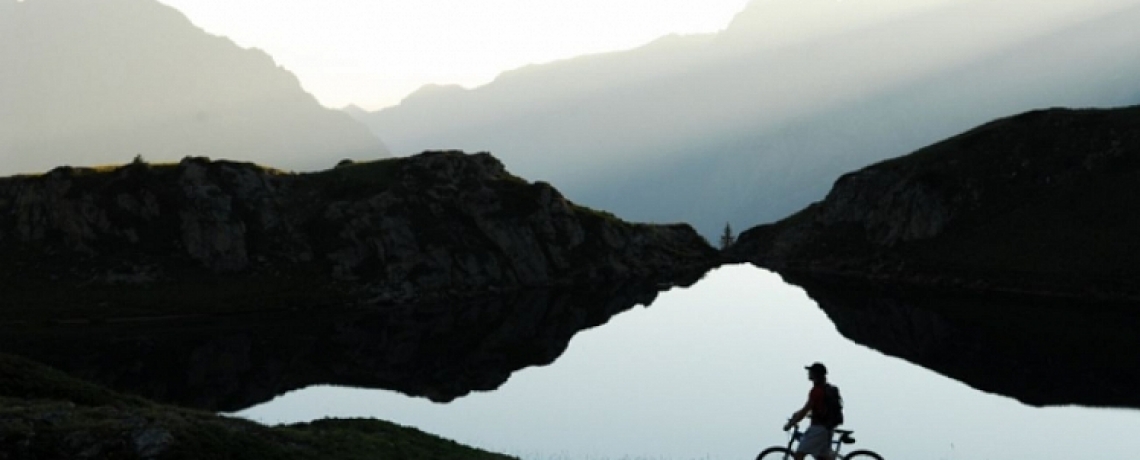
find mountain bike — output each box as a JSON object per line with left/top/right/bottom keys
{"left": 756, "top": 422, "right": 883, "bottom": 460}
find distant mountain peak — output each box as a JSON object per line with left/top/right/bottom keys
{"left": 399, "top": 83, "right": 469, "bottom": 105}
{"left": 356, "top": 0, "right": 1140, "bottom": 240}
{"left": 1, "top": 0, "right": 389, "bottom": 175}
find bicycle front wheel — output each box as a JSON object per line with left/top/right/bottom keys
{"left": 756, "top": 446, "right": 795, "bottom": 460}
{"left": 843, "top": 449, "right": 885, "bottom": 460}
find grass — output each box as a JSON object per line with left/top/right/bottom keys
{"left": 0, "top": 352, "right": 517, "bottom": 460}
{"left": 0, "top": 353, "right": 152, "bottom": 408}
{"left": 296, "top": 157, "right": 403, "bottom": 201}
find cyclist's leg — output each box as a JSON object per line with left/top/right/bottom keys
{"left": 796, "top": 426, "right": 830, "bottom": 460}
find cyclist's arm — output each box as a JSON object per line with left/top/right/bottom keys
{"left": 783, "top": 399, "right": 812, "bottom": 430}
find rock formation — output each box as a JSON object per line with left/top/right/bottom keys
{"left": 729, "top": 105, "right": 1140, "bottom": 300}
{"left": 0, "top": 150, "right": 717, "bottom": 317}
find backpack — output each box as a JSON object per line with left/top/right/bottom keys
{"left": 817, "top": 384, "right": 844, "bottom": 429}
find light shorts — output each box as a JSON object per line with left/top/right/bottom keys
{"left": 796, "top": 424, "right": 834, "bottom": 458}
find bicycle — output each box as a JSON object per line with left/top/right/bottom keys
{"left": 756, "top": 422, "right": 883, "bottom": 460}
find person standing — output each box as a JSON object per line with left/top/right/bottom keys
{"left": 783, "top": 362, "right": 836, "bottom": 460}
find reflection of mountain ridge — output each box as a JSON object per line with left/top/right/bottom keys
{"left": 787, "top": 275, "right": 1140, "bottom": 409}
{"left": 0, "top": 279, "right": 691, "bottom": 412}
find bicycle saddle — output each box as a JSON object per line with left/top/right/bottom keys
{"left": 835, "top": 430, "right": 856, "bottom": 444}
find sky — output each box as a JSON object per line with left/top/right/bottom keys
{"left": 156, "top": 0, "right": 753, "bottom": 110}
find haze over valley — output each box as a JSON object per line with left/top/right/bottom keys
{"left": 358, "top": 0, "right": 1140, "bottom": 237}
{"left": 6, "top": 0, "right": 1137, "bottom": 238}
{"left": 0, "top": 0, "right": 389, "bottom": 175}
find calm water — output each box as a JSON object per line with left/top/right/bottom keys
{"left": 236, "top": 265, "right": 1140, "bottom": 459}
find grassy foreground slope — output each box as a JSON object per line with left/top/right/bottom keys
{"left": 0, "top": 353, "right": 515, "bottom": 460}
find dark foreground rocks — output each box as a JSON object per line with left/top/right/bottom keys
{"left": 0, "top": 354, "right": 516, "bottom": 460}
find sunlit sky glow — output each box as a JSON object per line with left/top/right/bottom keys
{"left": 156, "top": 0, "right": 753, "bottom": 110}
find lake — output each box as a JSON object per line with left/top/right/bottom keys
{"left": 236, "top": 264, "right": 1140, "bottom": 459}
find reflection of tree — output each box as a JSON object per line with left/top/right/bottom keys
{"left": 719, "top": 222, "right": 735, "bottom": 249}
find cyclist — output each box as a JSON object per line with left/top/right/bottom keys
{"left": 782, "top": 362, "right": 836, "bottom": 460}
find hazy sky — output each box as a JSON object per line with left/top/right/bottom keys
{"left": 156, "top": 0, "right": 752, "bottom": 110}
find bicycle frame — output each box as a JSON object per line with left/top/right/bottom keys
{"left": 780, "top": 423, "right": 856, "bottom": 458}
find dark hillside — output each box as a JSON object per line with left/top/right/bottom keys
{"left": 0, "top": 151, "right": 717, "bottom": 321}
{"left": 729, "top": 105, "right": 1140, "bottom": 300}
{"left": 0, "top": 353, "right": 515, "bottom": 459}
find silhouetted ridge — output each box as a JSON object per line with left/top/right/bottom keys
{"left": 730, "top": 105, "right": 1140, "bottom": 300}
{"left": 359, "top": 0, "right": 1140, "bottom": 239}
{"left": 0, "top": 151, "right": 717, "bottom": 317}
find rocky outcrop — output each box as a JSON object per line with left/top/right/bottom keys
{"left": 0, "top": 151, "right": 717, "bottom": 315}
{"left": 728, "top": 105, "right": 1140, "bottom": 300}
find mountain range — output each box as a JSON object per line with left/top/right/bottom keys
{"left": 355, "top": 0, "right": 1140, "bottom": 238}
{"left": 0, "top": 0, "right": 389, "bottom": 176}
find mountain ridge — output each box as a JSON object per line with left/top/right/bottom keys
{"left": 728, "top": 104, "right": 1140, "bottom": 301}
{"left": 356, "top": 0, "right": 1140, "bottom": 239}
{"left": 0, "top": 150, "right": 717, "bottom": 320}
{"left": 1, "top": 0, "right": 389, "bottom": 176}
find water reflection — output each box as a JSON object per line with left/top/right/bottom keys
{"left": 4, "top": 264, "right": 1138, "bottom": 458}
{"left": 0, "top": 278, "right": 687, "bottom": 411}
{"left": 238, "top": 265, "right": 1140, "bottom": 460}
{"left": 786, "top": 274, "right": 1140, "bottom": 409}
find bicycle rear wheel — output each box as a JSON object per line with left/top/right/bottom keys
{"left": 843, "top": 449, "right": 884, "bottom": 460}
{"left": 756, "top": 446, "right": 794, "bottom": 460}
